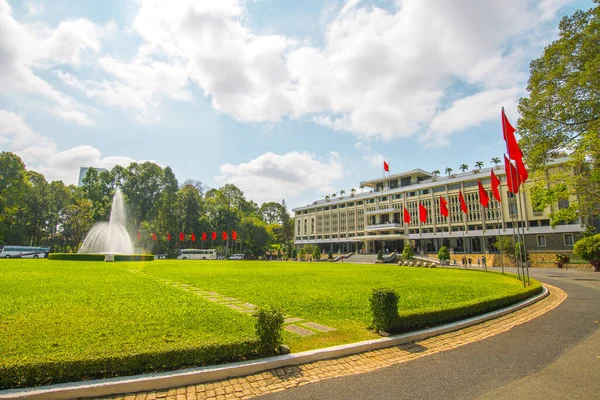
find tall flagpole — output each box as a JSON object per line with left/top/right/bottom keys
{"left": 481, "top": 199, "right": 487, "bottom": 271}
{"left": 496, "top": 195, "right": 505, "bottom": 275}
{"left": 516, "top": 184, "right": 531, "bottom": 285}
{"left": 502, "top": 107, "right": 525, "bottom": 284}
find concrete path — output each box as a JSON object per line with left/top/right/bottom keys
{"left": 259, "top": 267, "right": 600, "bottom": 400}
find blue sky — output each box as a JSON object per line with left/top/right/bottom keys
{"left": 0, "top": 0, "right": 593, "bottom": 209}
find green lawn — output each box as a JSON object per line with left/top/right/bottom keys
{"left": 0, "top": 259, "right": 540, "bottom": 388}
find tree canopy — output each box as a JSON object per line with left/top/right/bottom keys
{"left": 0, "top": 151, "right": 293, "bottom": 257}
{"left": 518, "top": 1, "right": 600, "bottom": 225}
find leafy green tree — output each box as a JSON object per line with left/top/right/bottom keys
{"left": 259, "top": 202, "right": 285, "bottom": 224}
{"left": 491, "top": 157, "right": 501, "bottom": 166}
{"left": 402, "top": 242, "right": 414, "bottom": 260}
{"left": 445, "top": 167, "right": 453, "bottom": 176}
{"left": 312, "top": 246, "right": 321, "bottom": 260}
{"left": 437, "top": 246, "right": 450, "bottom": 261}
{"left": 459, "top": 164, "right": 469, "bottom": 173}
{"left": 518, "top": 2, "right": 600, "bottom": 223}
{"left": 475, "top": 161, "right": 484, "bottom": 170}
{"left": 573, "top": 234, "right": 600, "bottom": 271}
{"left": 432, "top": 170, "right": 440, "bottom": 177}
{"left": 495, "top": 236, "right": 516, "bottom": 260}
{"left": 0, "top": 152, "right": 29, "bottom": 244}
{"left": 298, "top": 247, "right": 306, "bottom": 261}
{"left": 61, "top": 198, "right": 94, "bottom": 251}
{"left": 23, "top": 171, "right": 50, "bottom": 246}
{"left": 122, "top": 162, "right": 165, "bottom": 226}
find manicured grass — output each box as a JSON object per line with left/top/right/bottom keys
{"left": 134, "top": 260, "right": 541, "bottom": 351}
{"left": 0, "top": 260, "right": 256, "bottom": 388}
{"left": 0, "top": 259, "right": 540, "bottom": 388}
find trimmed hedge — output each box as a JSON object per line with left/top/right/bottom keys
{"left": 114, "top": 254, "right": 154, "bottom": 262}
{"left": 1, "top": 340, "right": 260, "bottom": 389}
{"left": 370, "top": 279, "right": 543, "bottom": 335}
{"left": 47, "top": 253, "right": 154, "bottom": 262}
{"left": 48, "top": 253, "right": 104, "bottom": 261}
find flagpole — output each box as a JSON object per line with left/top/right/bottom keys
{"left": 496, "top": 197, "right": 504, "bottom": 275}
{"left": 481, "top": 200, "right": 487, "bottom": 271}
{"left": 516, "top": 183, "right": 531, "bottom": 285}
{"left": 502, "top": 107, "right": 524, "bottom": 284}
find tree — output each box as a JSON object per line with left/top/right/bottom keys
{"left": 495, "top": 236, "right": 516, "bottom": 260}
{"left": 0, "top": 152, "right": 29, "bottom": 244}
{"left": 437, "top": 246, "right": 450, "bottom": 262}
{"left": 475, "top": 161, "right": 484, "bottom": 170}
{"left": 432, "top": 170, "right": 440, "bottom": 177}
{"left": 259, "top": 202, "right": 285, "bottom": 224}
{"left": 325, "top": 195, "right": 331, "bottom": 202}
{"left": 518, "top": 2, "right": 600, "bottom": 222}
{"left": 445, "top": 167, "right": 453, "bottom": 176}
{"left": 312, "top": 246, "right": 321, "bottom": 260}
{"left": 459, "top": 164, "right": 469, "bottom": 173}
{"left": 573, "top": 234, "right": 600, "bottom": 271}
{"left": 298, "top": 247, "right": 306, "bottom": 261}
{"left": 23, "top": 171, "right": 50, "bottom": 246}
{"left": 61, "top": 198, "right": 94, "bottom": 251}
{"left": 339, "top": 190, "right": 345, "bottom": 199}
{"left": 401, "top": 242, "right": 414, "bottom": 260}
{"left": 491, "top": 157, "right": 501, "bottom": 167}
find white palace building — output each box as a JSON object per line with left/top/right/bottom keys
{"left": 293, "top": 157, "right": 586, "bottom": 256}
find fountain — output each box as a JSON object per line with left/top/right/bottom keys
{"left": 79, "top": 188, "right": 134, "bottom": 255}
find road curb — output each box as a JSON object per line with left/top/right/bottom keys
{"left": 0, "top": 286, "right": 549, "bottom": 400}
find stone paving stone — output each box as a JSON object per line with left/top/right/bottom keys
{"left": 301, "top": 322, "right": 336, "bottom": 332}
{"left": 222, "top": 297, "right": 238, "bottom": 302}
{"left": 226, "top": 304, "right": 245, "bottom": 311}
{"left": 284, "top": 324, "right": 315, "bottom": 336}
{"left": 205, "top": 291, "right": 219, "bottom": 296}
{"left": 239, "top": 309, "right": 255, "bottom": 313}
{"left": 206, "top": 297, "right": 222, "bottom": 302}
{"left": 283, "top": 317, "right": 303, "bottom": 324}
{"left": 239, "top": 303, "right": 256, "bottom": 309}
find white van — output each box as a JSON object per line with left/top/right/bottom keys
{"left": 177, "top": 249, "right": 216, "bottom": 260}
{"left": 229, "top": 254, "right": 245, "bottom": 260}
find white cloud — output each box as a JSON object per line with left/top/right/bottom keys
{"left": 0, "top": 0, "right": 113, "bottom": 125}
{"left": 426, "top": 87, "right": 523, "bottom": 145}
{"left": 215, "top": 151, "right": 345, "bottom": 204}
{"left": 88, "top": 0, "right": 571, "bottom": 142}
{"left": 0, "top": 110, "right": 143, "bottom": 184}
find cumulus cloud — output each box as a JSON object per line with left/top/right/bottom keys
{"left": 0, "top": 110, "right": 143, "bottom": 184}
{"left": 216, "top": 151, "right": 345, "bottom": 204}
{"left": 0, "top": 0, "right": 113, "bottom": 125}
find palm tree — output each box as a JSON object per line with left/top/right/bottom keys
{"left": 325, "top": 195, "right": 331, "bottom": 202}
{"left": 475, "top": 161, "right": 484, "bottom": 170}
{"left": 445, "top": 167, "right": 453, "bottom": 176}
{"left": 491, "top": 157, "right": 501, "bottom": 167}
{"left": 331, "top": 193, "right": 337, "bottom": 199}
{"left": 350, "top": 188, "right": 356, "bottom": 197}
{"left": 339, "top": 189, "right": 345, "bottom": 199}
{"left": 432, "top": 170, "right": 440, "bottom": 177}
{"left": 459, "top": 164, "right": 469, "bottom": 173}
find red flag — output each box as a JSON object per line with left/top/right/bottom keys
{"left": 136, "top": 231, "right": 141, "bottom": 240}
{"left": 179, "top": 232, "right": 184, "bottom": 241}
{"left": 232, "top": 230, "right": 237, "bottom": 241}
{"left": 222, "top": 231, "right": 228, "bottom": 241}
{"left": 211, "top": 231, "right": 217, "bottom": 241}
{"left": 478, "top": 180, "right": 489, "bottom": 208}
{"left": 418, "top": 203, "right": 427, "bottom": 223}
{"left": 504, "top": 155, "right": 521, "bottom": 194}
{"left": 403, "top": 207, "right": 411, "bottom": 224}
{"left": 514, "top": 156, "right": 528, "bottom": 183}
{"left": 201, "top": 232, "right": 207, "bottom": 241}
{"left": 502, "top": 109, "right": 523, "bottom": 161}
{"left": 383, "top": 160, "right": 389, "bottom": 172}
{"left": 191, "top": 233, "right": 196, "bottom": 242}
{"left": 167, "top": 232, "right": 171, "bottom": 241}
{"left": 458, "top": 190, "right": 468, "bottom": 214}
{"left": 151, "top": 232, "right": 157, "bottom": 241}
{"left": 491, "top": 169, "right": 501, "bottom": 202}
{"left": 439, "top": 196, "right": 449, "bottom": 217}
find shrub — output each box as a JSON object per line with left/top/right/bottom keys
{"left": 1, "top": 340, "right": 258, "bottom": 389}
{"left": 328, "top": 250, "right": 333, "bottom": 260}
{"left": 437, "top": 246, "right": 450, "bottom": 261}
{"left": 114, "top": 254, "right": 154, "bottom": 262}
{"left": 402, "top": 242, "right": 414, "bottom": 260}
{"left": 369, "top": 288, "right": 399, "bottom": 332}
{"left": 514, "top": 242, "right": 528, "bottom": 262}
{"left": 377, "top": 250, "right": 384, "bottom": 260}
{"left": 254, "top": 306, "right": 285, "bottom": 355}
{"left": 298, "top": 248, "right": 306, "bottom": 261}
{"left": 574, "top": 234, "right": 600, "bottom": 270}
{"left": 312, "top": 246, "right": 322, "bottom": 260}
{"left": 48, "top": 253, "right": 104, "bottom": 261}
{"left": 291, "top": 248, "right": 297, "bottom": 260}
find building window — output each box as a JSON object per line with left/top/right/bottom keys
{"left": 563, "top": 233, "right": 574, "bottom": 246}
{"left": 536, "top": 235, "right": 547, "bottom": 247}
{"left": 433, "top": 186, "right": 445, "bottom": 193}
{"left": 558, "top": 199, "right": 570, "bottom": 209}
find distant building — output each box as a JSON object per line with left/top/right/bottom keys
{"left": 293, "top": 157, "right": 586, "bottom": 256}
{"left": 78, "top": 167, "right": 107, "bottom": 187}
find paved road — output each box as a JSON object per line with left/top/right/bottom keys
{"left": 260, "top": 267, "right": 600, "bottom": 400}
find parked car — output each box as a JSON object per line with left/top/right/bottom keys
{"left": 229, "top": 254, "right": 245, "bottom": 260}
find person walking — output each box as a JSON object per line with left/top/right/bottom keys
{"left": 482, "top": 255, "right": 487, "bottom": 268}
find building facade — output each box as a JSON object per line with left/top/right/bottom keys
{"left": 78, "top": 167, "right": 107, "bottom": 187}
{"left": 293, "top": 157, "right": 584, "bottom": 255}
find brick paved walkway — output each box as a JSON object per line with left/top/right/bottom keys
{"left": 106, "top": 285, "right": 565, "bottom": 400}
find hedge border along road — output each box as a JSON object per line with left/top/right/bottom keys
{"left": 1, "top": 259, "right": 541, "bottom": 389}
{"left": 47, "top": 253, "right": 154, "bottom": 262}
